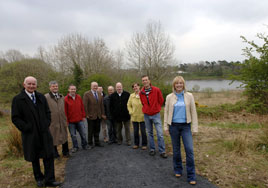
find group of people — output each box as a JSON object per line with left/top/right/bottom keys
{"left": 11, "top": 74, "right": 198, "bottom": 187}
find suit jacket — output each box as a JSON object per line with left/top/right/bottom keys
{"left": 83, "top": 91, "right": 105, "bottom": 120}
{"left": 11, "top": 89, "right": 54, "bottom": 162}
{"left": 104, "top": 95, "right": 112, "bottom": 120}
{"left": 45, "top": 92, "right": 68, "bottom": 146}
{"left": 110, "top": 91, "right": 130, "bottom": 122}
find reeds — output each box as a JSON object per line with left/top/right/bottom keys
{"left": 6, "top": 125, "right": 23, "bottom": 157}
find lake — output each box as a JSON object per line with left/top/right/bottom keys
{"left": 184, "top": 80, "right": 243, "bottom": 91}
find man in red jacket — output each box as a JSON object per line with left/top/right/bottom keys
{"left": 64, "top": 84, "right": 90, "bottom": 152}
{"left": 140, "top": 75, "right": 167, "bottom": 158}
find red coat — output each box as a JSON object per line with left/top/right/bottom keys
{"left": 139, "top": 86, "right": 164, "bottom": 116}
{"left": 64, "top": 94, "right": 85, "bottom": 123}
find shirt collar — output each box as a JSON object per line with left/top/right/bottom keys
{"left": 91, "top": 90, "right": 97, "bottom": 94}
{"left": 25, "top": 90, "right": 34, "bottom": 99}
{"left": 175, "top": 90, "right": 184, "bottom": 97}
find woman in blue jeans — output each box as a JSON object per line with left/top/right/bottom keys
{"left": 164, "top": 76, "right": 198, "bottom": 185}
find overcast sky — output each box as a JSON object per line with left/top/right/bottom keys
{"left": 1, "top": 0, "right": 268, "bottom": 63}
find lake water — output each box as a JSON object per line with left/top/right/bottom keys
{"left": 185, "top": 80, "right": 243, "bottom": 91}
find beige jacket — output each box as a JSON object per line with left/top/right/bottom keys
{"left": 164, "top": 91, "right": 198, "bottom": 132}
{"left": 45, "top": 92, "right": 68, "bottom": 146}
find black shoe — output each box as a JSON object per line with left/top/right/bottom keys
{"left": 117, "top": 141, "right": 122, "bottom": 145}
{"left": 54, "top": 153, "right": 60, "bottom": 159}
{"left": 36, "top": 180, "right": 44, "bottom": 187}
{"left": 45, "top": 181, "right": 62, "bottom": 187}
{"left": 71, "top": 148, "right": 78, "bottom": 153}
{"left": 95, "top": 143, "right": 104, "bottom": 147}
{"left": 83, "top": 145, "right": 92, "bottom": 150}
{"left": 108, "top": 141, "right": 113, "bottom": 145}
{"left": 160, "top": 152, "right": 168, "bottom": 158}
{"left": 149, "top": 150, "right": 156, "bottom": 156}
{"left": 63, "top": 153, "right": 70, "bottom": 158}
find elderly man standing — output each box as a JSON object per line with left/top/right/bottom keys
{"left": 103, "top": 86, "right": 117, "bottom": 144}
{"left": 140, "top": 75, "right": 167, "bottom": 158}
{"left": 12, "top": 76, "right": 61, "bottom": 187}
{"left": 64, "top": 84, "right": 90, "bottom": 152}
{"left": 83, "top": 82, "right": 106, "bottom": 147}
{"left": 110, "top": 82, "right": 131, "bottom": 145}
{"left": 45, "top": 81, "right": 69, "bottom": 158}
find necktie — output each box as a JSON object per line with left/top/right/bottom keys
{"left": 31, "top": 94, "right": 36, "bottom": 104}
{"left": 94, "top": 92, "right": 98, "bottom": 102}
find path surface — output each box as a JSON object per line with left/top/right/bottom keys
{"left": 62, "top": 134, "right": 217, "bottom": 188}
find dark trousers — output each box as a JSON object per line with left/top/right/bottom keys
{"left": 54, "top": 141, "right": 69, "bottom": 157}
{"left": 87, "top": 118, "right": 101, "bottom": 145}
{"left": 32, "top": 156, "right": 55, "bottom": 183}
{"left": 132, "top": 121, "right": 147, "bottom": 146}
{"left": 115, "top": 120, "right": 131, "bottom": 143}
{"left": 107, "top": 119, "right": 117, "bottom": 142}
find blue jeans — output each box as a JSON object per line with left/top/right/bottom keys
{"left": 68, "top": 121, "right": 87, "bottom": 149}
{"left": 169, "top": 122, "right": 196, "bottom": 182}
{"left": 144, "top": 113, "right": 166, "bottom": 153}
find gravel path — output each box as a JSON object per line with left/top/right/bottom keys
{"left": 62, "top": 123, "right": 217, "bottom": 188}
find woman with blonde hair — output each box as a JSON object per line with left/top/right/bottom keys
{"left": 164, "top": 76, "right": 198, "bottom": 185}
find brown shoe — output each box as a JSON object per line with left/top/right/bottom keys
{"left": 141, "top": 146, "right": 147, "bottom": 150}
{"left": 132, "top": 145, "right": 138, "bottom": 149}
{"left": 189, "top": 181, "right": 196, "bottom": 185}
{"left": 175, "top": 174, "right": 181, "bottom": 178}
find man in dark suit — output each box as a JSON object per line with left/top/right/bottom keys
{"left": 11, "top": 76, "right": 61, "bottom": 187}
{"left": 110, "top": 82, "right": 131, "bottom": 145}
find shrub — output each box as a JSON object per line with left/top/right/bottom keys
{"left": 192, "top": 84, "right": 200, "bottom": 92}
{"left": 155, "top": 82, "right": 172, "bottom": 102}
{"left": 222, "top": 134, "right": 249, "bottom": 156}
{"left": 235, "top": 33, "right": 268, "bottom": 114}
{"left": 202, "top": 87, "right": 213, "bottom": 98}
{"left": 79, "top": 74, "right": 113, "bottom": 96}
{"left": 6, "top": 125, "right": 23, "bottom": 157}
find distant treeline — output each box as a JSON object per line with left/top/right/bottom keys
{"left": 172, "top": 60, "right": 242, "bottom": 80}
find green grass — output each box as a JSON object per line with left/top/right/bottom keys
{"left": 0, "top": 116, "right": 10, "bottom": 140}
{"left": 1, "top": 156, "right": 26, "bottom": 168}
{"left": 197, "top": 101, "right": 247, "bottom": 118}
{"left": 205, "top": 122, "right": 262, "bottom": 129}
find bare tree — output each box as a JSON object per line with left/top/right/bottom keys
{"left": 3, "top": 49, "right": 25, "bottom": 62}
{"left": 126, "top": 33, "right": 144, "bottom": 76}
{"left": 45, "top": 34, "right": 112, "bottom": 76}
{"left": 126, "top": 21, "right": 175, "bottom": 80}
